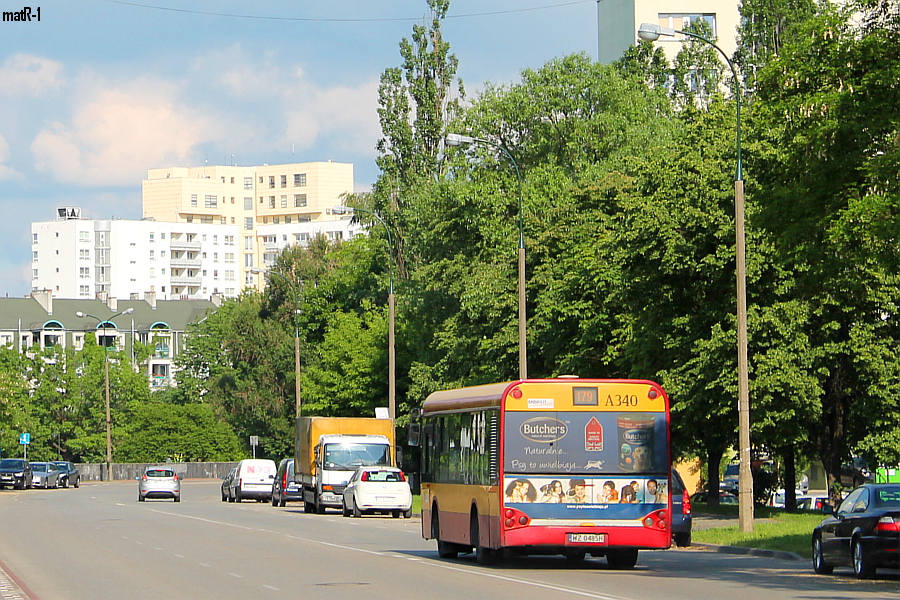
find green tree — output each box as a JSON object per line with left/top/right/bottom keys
{"left": 750, "top": 1, "right": 900, "bottom": 488}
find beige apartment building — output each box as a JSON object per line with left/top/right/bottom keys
{"left": 598, "top": 0, "right": 741, "bottom": 64}
{"left": 142, "top": 161, "right": 355, "bottom": 292}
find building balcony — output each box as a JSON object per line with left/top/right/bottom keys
{"left": 169, "top": 239, "right": 201, "bottom": 251}
{"left": 169, "top": 257, "right": 201, "bottom": 268}
{"left": 170, "top": 275, "right": 201, "bottom": 286}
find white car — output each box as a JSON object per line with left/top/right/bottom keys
{"left": 342, "top": 466, "right": 412, "bottom": 518}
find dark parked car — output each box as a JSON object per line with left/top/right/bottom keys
{"left": 840, "top": 457, "right": 872, "bottom": 488}
{"left": 271, "top": 459, "right": 302, "bottom": 507}
{"left": 0, "top": 458, "right": 32, "bottom": 490}
{"left": 671, "top": 469, "right": 693, "bottom": 547}
{"left": 691, "top": 491, "right": 739, "bottom": 505}
{"left": 812, "top": 483, "right": 900, "bottom": 578}
{"left": 52, "top": 461, "right": 80, "bottom": 488}
{"left": 221, "top": 467, "right": 237, "bottom": 502}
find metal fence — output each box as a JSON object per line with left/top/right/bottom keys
{"left": 77, "top": 462, "right": 239, "bottom": 482}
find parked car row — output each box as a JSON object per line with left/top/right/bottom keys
{"left": 0, "top": 459, "right": 80, "bottom": 490}
{"left": 219, "top": 458, "right": 415, "bottom": 520}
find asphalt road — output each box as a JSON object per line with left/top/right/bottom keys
{"left": 0, "top": 480, "right": 895, "bottom": 600}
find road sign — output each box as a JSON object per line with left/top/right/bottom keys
{"left": 19, "top": 433, "right": 30, "bottom": 445}
{"left": 250, "top": 436, "right": 259, "bottom": 446}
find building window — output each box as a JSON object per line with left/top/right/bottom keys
{"left": 244, "top": 197, "right": 252, "bottom": 210}
{"left": 32, "top": 233, "right": 38, "bottom": 244}
{"left": 79, "top": 285, "right": 90, "bottom": 295}
{"left": 244, "top": 237, "right": 254, "bottom": 250}
{"left": 274, "top": 217, "right": 280, "bottom": 224}
{"left": 149, "top": 250, "right": 155, "bottom": 260}
{"left": 161, "top": 232, "right": 166, "bottom": 239}
{"left": 244, "top": 217, "right": 253, "bottom": 230}
{"left": 205, "top": 195, "right": 217, "bottom": 208}
{"left": 280, "top": 195, "right": 287, "bottom": 208}
{"left": 657, "top": 13, "right": 717, "bottom": 39}
{"left": 268, "top": 176, "right": 275, "bottom": 189}
{"left": 80, "top": 231, "right": 92, "bottom": 242}
{"left": 244, "top": 254, "right": 254, "bottom": 267}
{"left": 191, "top": 194, "right": 198, "bottom": 207}
{"left": 79, "top": 249, "right": 90, "bottom": 260}
{"left": 79, "top": 267, "right": 90, "bottom": 278}
{"left": 280, "top": 174, "right": 287, "bottom": 188}
{"left": 200, "top": 216, "right": 213, "bottom": 224}
{"left": 32, "top": 269, "right": 38, "bottom": 279}
{"left": 225, "top": 236, "right": 234, "bottom": 245}
{"left": 294, "top": 194, "right": 307, "bottom": 207}
{"left": 294, "top": 173, "right": 306, "bottom": 187}
{"left": 268, "top": 196, "right": 275, "bottom": 209}
{"left": 32, "top": 251, "right": 37, "bottom": 261}
{"left": 285, "top": 216, "right": 292, "bottom": 224}
{"left": 244, "top": 177, "right": 253, "bottom": 190}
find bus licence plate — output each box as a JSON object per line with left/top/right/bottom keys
{"left": 568, "top": 533, "right": 606, "bottom": 544}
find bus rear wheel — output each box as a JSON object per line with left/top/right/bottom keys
{"left": 471, "top": 511, "right": 496, "bottom": 566}
{"left": 606, "top": 549, "right": 638, "bottom": 570}
{"left": 433, "top": 505, "right": 458, "bottom": 559}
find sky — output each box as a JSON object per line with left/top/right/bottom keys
{"left": 0, "top": 0, "right": 601, "bottom": 297}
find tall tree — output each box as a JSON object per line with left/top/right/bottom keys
{"left": 750, "top": 1, "right": 900, "bottom": 489}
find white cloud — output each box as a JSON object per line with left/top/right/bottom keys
{"left": 0, "top": 133, "right": 22, "bottom": 181}
{"left": 0, "top": 54, "right": 64, "bottom": 97}
{"left": 31, "top": 77, "right": 215, "bottom": 186}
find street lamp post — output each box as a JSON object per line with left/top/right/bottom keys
{"left": 445, "top": 133, "right": 527, "bottom": 380}
{"left": 251, "top": 267, "right": 302, "bottom": 421}
{"left": 76, "top": 307, "right": 134, "bottom": 481}
{"left": 332, "top": 205, "right": 396, "bottom": 423}
{"left": 638, "top": 22, "right": 752, "bottom": 532}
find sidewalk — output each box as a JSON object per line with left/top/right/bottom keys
{"left": 690, "top": 511, "right": 804, "bottom": 562}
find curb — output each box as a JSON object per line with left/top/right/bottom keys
{"left": 692, "top": 542, "right": 804, "bottom": 562}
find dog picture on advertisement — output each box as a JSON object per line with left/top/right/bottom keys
{"left": 632, "top": 445, "right": 652, "bottom": 471}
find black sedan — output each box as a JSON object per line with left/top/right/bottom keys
{"left": 52, "top": 461, "right": 80, "bottom": 488}
{"left": 812, "top": 483, "right": 900, "bottom": 578}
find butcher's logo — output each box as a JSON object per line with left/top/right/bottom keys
{"left": 520, "top": 417, "right": 568, "bottom": 443}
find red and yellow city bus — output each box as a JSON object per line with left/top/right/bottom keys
{"left": 412, "top": 378, "right": 671, "bottom": 567}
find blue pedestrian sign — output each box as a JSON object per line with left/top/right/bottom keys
{"left": 19, "top": 433, "right": 30, "bottom": 445}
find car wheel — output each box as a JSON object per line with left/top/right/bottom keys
{"left": 403, "top": 508, "right": 412, "bottom": 519}
{"left": 271, "top": 491, "right": 278, "bottom": 507}
{"left": 352, "top": 497, "right": 362, "bottom": 518}
{"left": 234, "top": 489, "right": 242, "bottom": 503}
{"left": 73, "top": 478, "right": 79, "bottom": 489}
{"left": 392, "top": 510, "right": 401, "bottom": 519}
{"left": 606, "top": 549, "right": 639, "bottom": 570}
{"left": 304, "top": 500, "right": 314, "bottom": 513}
{"left": 673, "top": 531, "right": 692, "bottom": 547}
{"left": 812, "top": 535, "right": 833, "bottom": 575}
{"left": 279, "top": 494, "right": 286, "bottom": 508}
{"left": 342, "top": 500, "right": 351, "bottom": 517}
{"left": 316, "top": 498, "right": 326, "bottom": 515}
{"left": 222, "top": 490, "right": 228, "bottom": 502}
{"left": 138, "top": 493, "right": 145, "bottom": 502}
{"left": 174, "top": 496, "right": 180, "bottom": 503}
{"left": 852, "top": 538, "right": 875, "bottom": 579}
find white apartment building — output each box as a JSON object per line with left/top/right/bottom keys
{"left": 598, "top": 0, "right": 741, "bottom": 64}
{"left": 141, "top": 161, "right": 356, "bottom": 291}
{"left": 32, "top": 207, "right": 241, "bottom": 301}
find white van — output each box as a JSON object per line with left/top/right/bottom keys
{"left": 228, "top": 459, "right": 277, "bottom": 502}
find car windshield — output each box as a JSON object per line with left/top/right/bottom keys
{"left": 875, "top": 486, "right": 900, "bottom": 508}
{"left": 724, "top": 464, "right": 739, "bottom": 477}
{"left": 31, "top": 464, "right": 47, "bottom": 472}
{"left": 0, "top": 459, "right": 25, "bottom": 469}
{"left": 53, "top": 462, "right": 69, "bottom": 470}
{"left": 363, "top": 470, "right": 401, "bottom": 482}
{"left": 323, "top": 443, "right": 390, "bottom": 470}
{"left": 146, "top": 469, "right": 175, "bottom": 478}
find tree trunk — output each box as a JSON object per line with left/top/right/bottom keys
{"left": 783, "top": 449, "right": 797, "bottom": 512}
{"left": 706, "top": 447, "right": 724, "bottom": 507}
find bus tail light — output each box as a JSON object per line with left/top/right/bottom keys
{"left": 682, "top": 490, "right": 692, "bottom": 515}
{"left": 642, "top": 509, "right": 669, "bottom": 531}
{"left": 503, "top": 507, "right": 530, "bottom": 529}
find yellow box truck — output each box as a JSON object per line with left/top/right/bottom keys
{"left": 295, "top": 417, "right": 395, "bottom": 514}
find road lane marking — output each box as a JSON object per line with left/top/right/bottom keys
{"left": 115, "top": 498, "right": 633, "bottom": 599}
{"left": 263, "top": 585, "right": 280, "bottom": 591}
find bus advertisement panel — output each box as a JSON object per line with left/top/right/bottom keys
{"left": 416, "top": 378, "right": 671, "bottom": 568}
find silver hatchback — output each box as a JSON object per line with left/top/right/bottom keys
{"left": 138, "top": 467, "right": 181, "bottom": 502}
